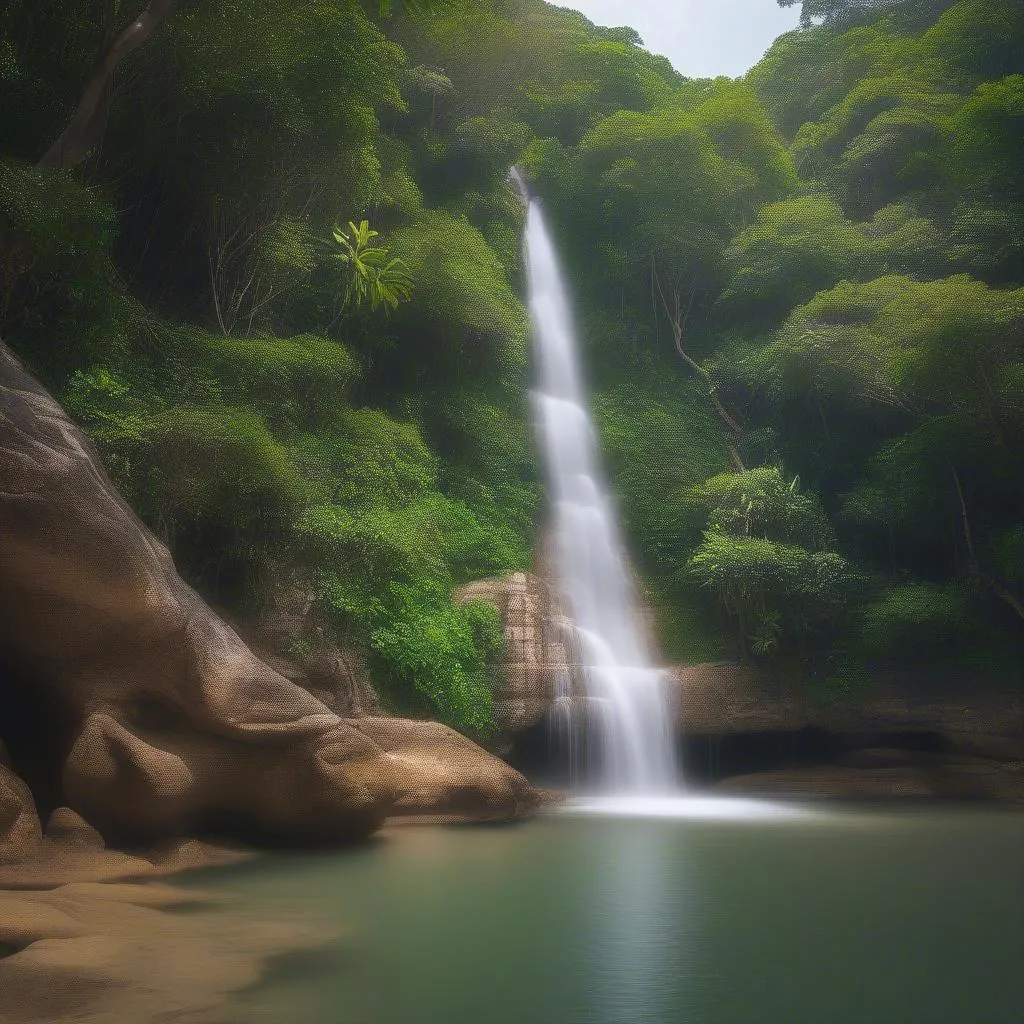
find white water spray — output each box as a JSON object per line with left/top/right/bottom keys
{"left": 515, "top": 173, "right": 678, "bottom": 794}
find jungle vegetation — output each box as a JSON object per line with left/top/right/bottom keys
{"left": 1, "top": 0, "right": 1022, "bottom": 732}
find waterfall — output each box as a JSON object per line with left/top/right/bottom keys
{"left": 515, "top": 174, "right": 678, "bottom": 794}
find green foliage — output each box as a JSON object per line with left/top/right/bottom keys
{"left": 575, "top": 91, "right": 796, "bottom": 299}
{"left": 296, "top": 489, "right": 514, "bottom": 734}
{"left": 0, "top": 161, "right": 139, "bottom": 377}
{"left": 452, "top": 115, "right": 533, "bottom": 182}
{"left": 62, "top": 366, "right": 158, "bottom": 485}
{"left": 333, "top": 220, "right": 414, "bottom": 312}
{"left": 592, "top": 380, "right": 730, "bottom": 578}
{"left": 200, "top": 333, "right": 361, "bottom": 428}
{"left": 923, "top": 0, "right": 1024, "bottom": 83}
{"left": 291, "top": 407, "right": 436, "bottom": 508}
{"left": 684, "top": 469, "right": 854, "bottom": 661}
{"left": 389, "top": 209, "right": 525, "bottom": 347}
{"left": 5, "top": 0, "right": 1024, "bottom": 721}
{"left": 949, "top": 76, "right": 1024, "bottom": 199}
{"left": 947, "top": 201, "right": 1024, "bottom": 282}
{"left": 682, "top": 468, "right": 835, "bottom": 551}
{"left": 367, "top": 588, "right": 499, "bottom": 733}
{"left": 689, "top": 533, "right": 853, "bottom": 658}
{"left": 994, "top": 526, "right": 1024, "bottom": 588}
{"left": 143, "top": 404, "right": 308, "bottom": 525}
{"left": 716, "top": 195, "right": 944, "bottom": 326}
{"left": 855, "top": 582, "right": 974, "bottom": 666}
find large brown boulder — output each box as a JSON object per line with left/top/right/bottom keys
{"left": 347, "top": 717, "right": 541, "bottom": 820}
{"left": 0, "top": 340, "right": 398, "bottom": 843}
{"left": 0, "top": 341, "right": 539, "bottom": 846}
{"left": 1, "top": 764, "right": 42, "bottom": 864}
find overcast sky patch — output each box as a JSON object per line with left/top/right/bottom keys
{"left": 560, "top": 0, "right": 803, "bottom": 79}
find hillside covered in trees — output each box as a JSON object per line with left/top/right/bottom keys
{"left": 2, "top": 0, "right": 1022, "bottom": 736}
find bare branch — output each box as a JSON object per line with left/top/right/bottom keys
{"left": 652, "top": 258, "right": 746, "bottom": 471}
{"left": 207, "top": 244, "right": 228, "bottom": 337}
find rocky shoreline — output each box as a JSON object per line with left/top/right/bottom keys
{"left": 0, "top": 339, "right": 541, "bottom": 1020}
{"left": 2, "top": 337, "right": 1022, "bottom": 1022}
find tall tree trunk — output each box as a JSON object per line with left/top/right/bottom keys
{"left": 38, "top": 0, "right": 184, "bottom": 170}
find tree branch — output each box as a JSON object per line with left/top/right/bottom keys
{"left": 951, "top": 464, "right": 1024, "bottom": 623}
{"left": 950, "top": 465, "right": 978, "bottom": 575}
{"left": 39, "top": 0, "right": 185, "bottom": 170}
{"left": 652, "top": 258, "right": 747, "bottom": 471}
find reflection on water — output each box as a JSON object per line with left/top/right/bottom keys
{"left": 584, "top": 820, "right": 696, "bottom": 1024}
{"left": 189, "top": 804, "right": 1024, "bottom": 1024}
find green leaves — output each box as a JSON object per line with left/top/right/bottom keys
{"left": 681, "top": 468, "right": 853, "bottom": 661}
{"left": 718, "top": 196, "right": 945, "bottom": 328}
{"left": 386, "top": 208, "right": 527, "bottom": 354}
{"left": 332, "top": 219, "right": 414, "bottom": 313}
{"left": 854, "top": 582, "right": 976, "bottom": 667}
{"left": 377, "top": 0, "right": 432, "bottom": 16}
{"left": 405, "top": 64, "right": 455, "bottom": 99}
{"left": 688, "top": 531, "right": 854, "bottom": 661}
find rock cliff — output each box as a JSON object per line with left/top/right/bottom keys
{"left": 454, "top": 571, "right": 571, "bottom": 733}
{"left": 0, "top": 340, "right": 537, "bottom": 861}
{"left": 465, "top": 567, "right": 1024, "bottom": 798}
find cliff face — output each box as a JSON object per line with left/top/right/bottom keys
{"left": 468, "top": 568, "right": 1024, "bottom": 798}
{"left": 454, "top": 571, "right": 569, "bottom": 734}
{"left": 0, "top": 340, "right": 536, "bottom": 858}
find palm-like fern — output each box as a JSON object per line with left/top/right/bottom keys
{"left": 332, "top": 220, "right": 414, "bottom": 313}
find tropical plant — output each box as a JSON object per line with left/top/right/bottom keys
{"left": 332, "top": 220, "right": 414, "bottom": 313}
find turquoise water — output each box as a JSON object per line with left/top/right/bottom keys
{"left": 192, "top": 804, "right": 1024, "bottom": 1024}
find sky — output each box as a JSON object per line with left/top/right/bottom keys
{"left": 558, "top": 0, "right": 803, "bottom": 79}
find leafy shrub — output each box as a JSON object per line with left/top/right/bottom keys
{"left": 679, "top": 467, "right": 835, "bottom": 551}
{"left": 854, "top": 582, "right": 975, "bottom": 666}
{"left": 197, "top": 332, "right": 360, "bottom": 429}
{"left": 0, "top": 161, "right": 139, "bottom": 376}
{"left": 683, "top": 468, "right": 854, "bottom": 660}
{"left": 302, "top": 497, "right": 510, "bottom": 735}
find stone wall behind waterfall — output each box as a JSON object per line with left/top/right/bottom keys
{"left": 459, "top": 560, "right": 1024, "bottom": 797}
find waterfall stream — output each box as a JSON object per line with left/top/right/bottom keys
{"left": 516, "top": 175, "right": 678, "bottom": 793}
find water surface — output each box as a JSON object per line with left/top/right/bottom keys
{"left": 191, "top": 804, "right": 1024, "bottom": 1024}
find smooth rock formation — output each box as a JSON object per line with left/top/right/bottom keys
{"left": 0, "top": 340, "right": 536, "bottom": 846}
{"left": 44, "top": 807, "right": 105, "bottom": 850}
{"left": 1, "top": 758, "right": 251, "bottom": 888}
{"left": 714, "top": 760, "right": 1024, "bottom": 801}
{"left": 348, "top": 717, "right": 541, "bottom": 820}
{"left": 673, "top": 663, "right": 1024, "bottom": 758}
{"left": 1, "top": 764, "right": 42, "bottom": 864}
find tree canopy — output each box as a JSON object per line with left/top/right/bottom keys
{"left": 2, "top": 0, "right": 1022, "bottom": 721}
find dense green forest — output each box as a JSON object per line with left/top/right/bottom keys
{"left": 1, "top": 0, "right": 1022, "bottom": 734}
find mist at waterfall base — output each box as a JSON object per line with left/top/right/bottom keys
{"left": 520, "top": 186, "right": 678, "bottom": 798}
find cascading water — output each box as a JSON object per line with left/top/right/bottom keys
{"left": 514, "top": 171, "right": 678, "bottom": 794}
